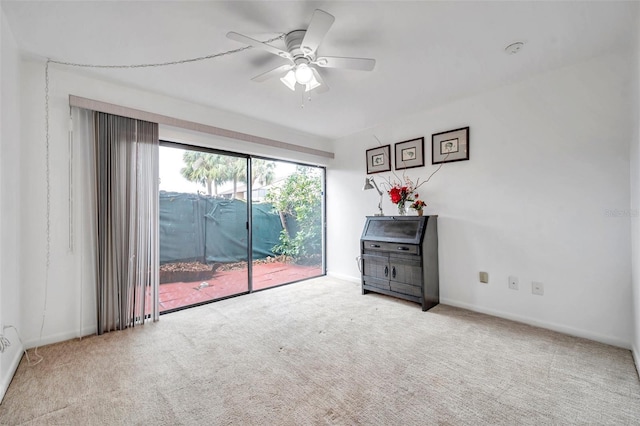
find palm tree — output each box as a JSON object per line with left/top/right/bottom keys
{"left": 228, "top": 157, "right": 247, "bottom": 199}
{"left": 252, "top": 159, "right": 276, "bottom": 187}
{"left": 180, "top": 152, "right": 227, "bottom": 195}
{"left": 181, "top": 153, "right": 275, "bottom": 200}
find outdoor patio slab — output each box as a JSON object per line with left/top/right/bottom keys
{"left": 159, "top": 262, "right": 322, "bottom": 312}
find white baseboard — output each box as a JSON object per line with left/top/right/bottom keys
{"left": 24, "top": 324, "right": 96, "bottom": 349}
{"left": 326, "top": 275, "right": 631, "bottom": 348}
{"left": 326, "top": 271, "right": 360, "bottom": 284}
{"left": 2, "top": 325, "right": 96, "bottom": 403}
{"left": 441, "top": 297, "right": 631, "bottom": 349}
{"left": 0, "top": 341, "right": 23, "bottom": 403}
{"left": 633, "top": 344, "right": 640, "bottom": 380}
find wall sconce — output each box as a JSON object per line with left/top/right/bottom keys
{"left": 363, "top": 177, "right": 384, "bottom": 216}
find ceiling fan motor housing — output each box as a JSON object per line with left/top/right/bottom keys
{"left": 285, "top": 30, "right": 315, "bottom": 63}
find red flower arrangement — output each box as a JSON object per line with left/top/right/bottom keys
{"left": 387, "top": 178, "right": 418, "bottom": 215}
{"left": 388, "top": 185, "right": 414, "bottom": 204}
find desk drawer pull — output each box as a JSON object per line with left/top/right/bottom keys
{"left": 370, "top": 244, "right": 381, "bottom": 248}
{"left": 397, "top": 246, "right": 410, "bottom": 251}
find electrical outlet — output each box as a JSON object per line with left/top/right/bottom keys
{"left": 532, "top": 281, "right": 544, "bottom": 296}
{"left": 479, "top": 271, "right": 489, "bottom": 283}
{"left": 508, "top": 276, "right": 519, "bottom": 290}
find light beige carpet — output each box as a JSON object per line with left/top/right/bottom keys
{"left": 1, "top": 276, "right": 639, "bottom": 425}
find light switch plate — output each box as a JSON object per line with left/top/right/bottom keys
{"left": 479, "top": 271, "right": 489, "bottom": 283}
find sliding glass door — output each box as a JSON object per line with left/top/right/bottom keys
{"left": 251, "top": 159, "right": 324, "bottom": 290}
{"left": 158, "top": 144, "right": 249, "bottom": 312}
{"left": 158, "top": 143, "right": 325, "bottom": 313}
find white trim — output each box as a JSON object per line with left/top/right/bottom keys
{"left": 328, "top": 272, "right": 633, "bottom": 349}
{"left": 633, "top": 344, "right": 640, "bottom": 380}
{"left": 327, "top": 271, "right": 360, "bottom": 284}
{"left": 0, "top": 342, "right": 23, "bottom": 403}
{"left": 440, "top": 297, "right": 631, "bottom": 349}
{"left": 68, "top": 95, "right": 334, "bottom": 159}
{"left": 24, "top": 325, "right": 97, "bottom": 349}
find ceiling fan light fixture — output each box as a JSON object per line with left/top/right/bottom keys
{"left": 294, "top": 64, "right": 314, "bottom": 84}
{"left": 305, "top": 75, "right": 321, "bottom": 92}
{"left": 280, "top": 69, "right": 321, "bottom": 92}
{"left": 280, "top": 70, "right": 297, "bottom": 91}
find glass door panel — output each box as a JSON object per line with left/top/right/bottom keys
{"left": 158, "top": 144, "right": 248, "bottom": 312}
{"left": 251, "top": 159, "right": 325, "bottom": 290}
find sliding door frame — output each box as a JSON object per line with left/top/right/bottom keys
{"left": 159, "top": 140, "right": 326, "bottom": 313}
{"left": 249, "top": 153, "right": 328, "bottom": 286}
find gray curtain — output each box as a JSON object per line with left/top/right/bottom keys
{"left": 94, "top": 112, "right": 159, "bottom": 334}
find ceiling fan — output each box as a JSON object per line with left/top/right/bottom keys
{"left": 227, "top": 9, "right": 376, "bottom": 94}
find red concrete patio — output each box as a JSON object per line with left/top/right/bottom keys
{"left": 159, "top": 262, "right": 322, "bottom": 312}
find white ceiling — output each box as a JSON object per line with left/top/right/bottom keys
{"left": 2, "top": 1, "right": 636, "bottom": 140}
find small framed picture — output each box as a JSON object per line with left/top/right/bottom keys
{"left": 394, "top": 137, "right": 424, "bottom": 170}
{"left": 366, "top": 145, "right": 391, "bottom": 174}
{"left": 432, "top": 127, "right": 469, "bottom": 164}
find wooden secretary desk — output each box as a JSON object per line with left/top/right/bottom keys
{"left": 360, "top": 215, "right": 439, "bottom": 311}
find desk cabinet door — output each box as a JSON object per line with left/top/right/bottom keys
{"left": 389, "top": 257, "right": 422, "bottom": 286}
{"left": 362, "top": 254, "right": 388, "bottom": 278}
{"left": 362, "top": 254, "right": 390, "bottom": 289}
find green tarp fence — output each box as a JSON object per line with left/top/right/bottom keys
{"left": 159, "top": 191, "right": 283, "bottom": 264}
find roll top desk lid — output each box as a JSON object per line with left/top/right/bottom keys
{"left": 361, "top": 216, "right": 433, "bottom": 245}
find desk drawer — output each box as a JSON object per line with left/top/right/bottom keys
{"left": 362, "top": 241, "right": 419, "bottom": 255}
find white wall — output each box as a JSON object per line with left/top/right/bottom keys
{"left": 328, "top": 52, "right": 634, "bottom": 348}
{"left": 0, "top": 9, "right": 23, "bottom": 400}
{"left": 631, "top": 5, "right": 640, "bottom": 371}
{"left": 18, "top": 59, "right": 332, "bottom": 348}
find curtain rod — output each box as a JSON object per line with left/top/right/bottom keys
{"left": 68, "top": 95, "right": 335, "bottom": 159}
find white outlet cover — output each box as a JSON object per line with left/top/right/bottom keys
{"left": 508, "top": 275, "right": 519, "bottom": 290}
{"left": 532, "top": 281, "right": 544, "bottom": 295}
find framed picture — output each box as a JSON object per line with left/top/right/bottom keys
{"left": 366, "top": 145, "right": 391, "bottom": 174}
{"left": 394, "top": 137, "right": 424, "bottom": 170}
{"left": 432, "top": 127, "right": 469, "bottom": 164}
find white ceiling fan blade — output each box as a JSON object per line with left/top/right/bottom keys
{"left": 251, "top": 64, "right": 293, "bottom": 82}
{"left": 300, "top": 9, "right": 335, "bottom": 56}
{"left": 314, "top": 56, "right": 376, "bottom": 71}
{"left": 227, "top": 31, "right": 292, "bottom": 60}
{"left": 311, "top": 68, "right": 330, "bottom": 94}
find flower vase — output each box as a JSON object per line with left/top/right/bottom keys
{"left": 417, "top": 209, "right": 423, "bottom": 216}
{"left": 397, "top": 202, "right": 407, "bottom": 216}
